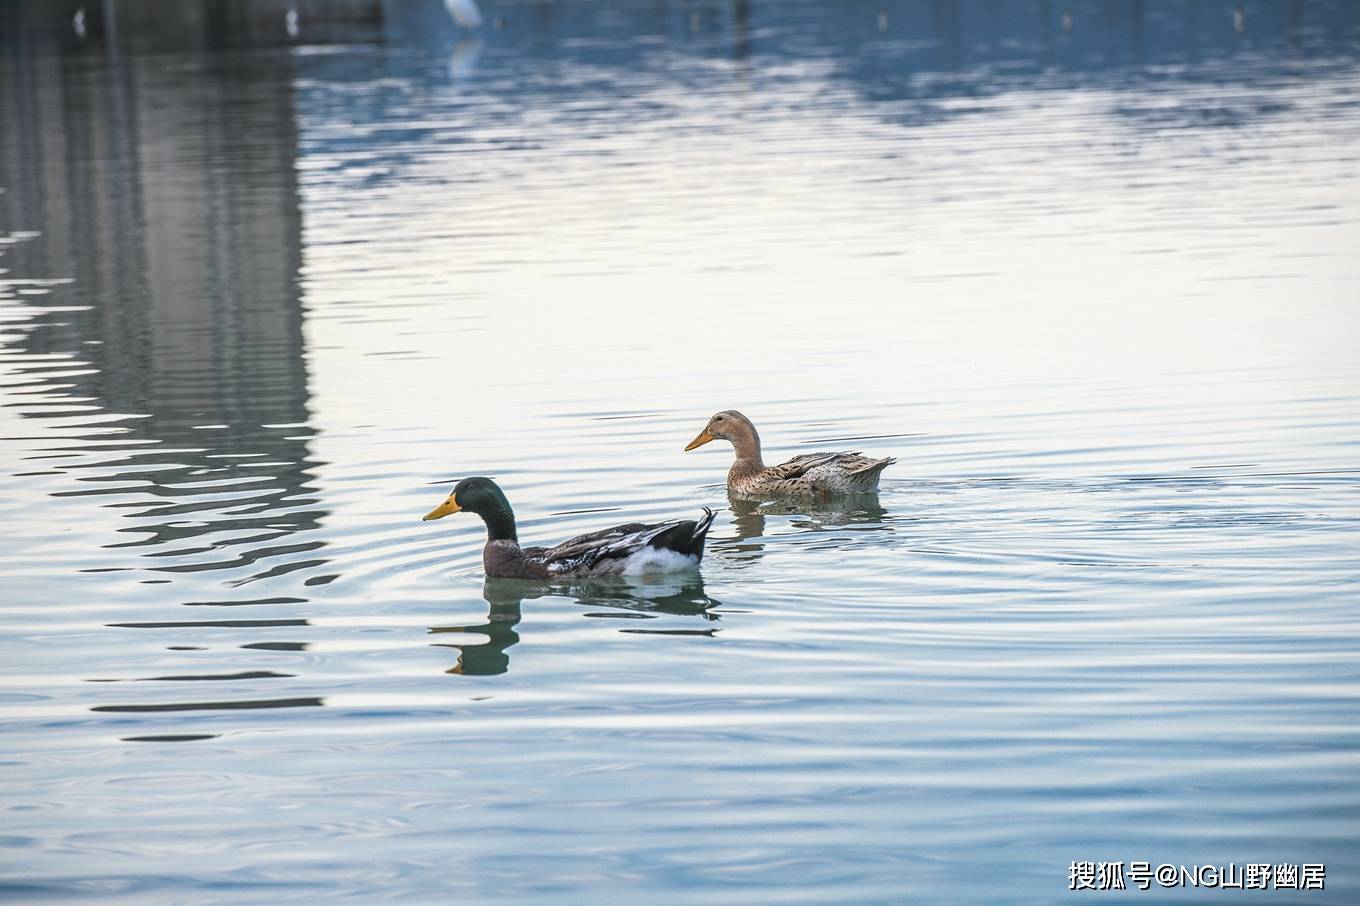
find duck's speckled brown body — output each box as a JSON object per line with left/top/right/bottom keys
{"left": 686, "top": 410, "right": 895, "bottom": 497}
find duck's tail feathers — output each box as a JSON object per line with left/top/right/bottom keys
{"left": 849, "top": 456, "right": 896, "bottom": 476}
{"left": 649, "top": 507, "right": 717, "bottom": 561}
{"left": 688, "top": 506, "right": 716, "bottom": 561}
{"left": 692, "top": 506, "right": 716, "bottom": 545}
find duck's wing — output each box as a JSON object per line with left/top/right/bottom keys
{"left": 764, "top": 452, "right": 852, "bottom": 479}
{"left": 834, "top": 452, "right": 896, "bottom": 475}
{"left": 530, "top": 509, "right": 716, "bottom": 574}
{"left": 768, "top": 451, "right": 895, "bottom": 478}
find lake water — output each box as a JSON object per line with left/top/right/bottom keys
{"left": 2, "top": 0, "right": 1359, "bottom": 902}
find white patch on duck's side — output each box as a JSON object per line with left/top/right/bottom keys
{"left": 601, "top": 546, "right": 701, "bottom": 577}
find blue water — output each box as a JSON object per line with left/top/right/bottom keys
{"left": 2, "top": 0, "right": 1359, "bottom": 902}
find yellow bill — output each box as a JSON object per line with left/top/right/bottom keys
{"left": 423, "top": 495, "right": 462, "bottom": 521}
{"left": 684, "top": 430, "right": 715, "bottom": 451}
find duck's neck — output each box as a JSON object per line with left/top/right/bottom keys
{"left": 476, "top": 502, "right": 518, "bottom": 543}
{"left": 730, "top": 423, "right": 764, "bottom": 472}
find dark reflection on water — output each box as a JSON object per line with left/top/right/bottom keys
{"left": 431, "top": 576, "right": 722, "bottom": 675}
{"left": 0, "top": 3, "right": 328, "bottom": 583}
{"left": 92, "top": 696, "right": 324, "bottom": 713}
{"left": 240, "top": 642, "right": 311, "bottom": 653}
{"left": 107, "top": 618, "right": 311, "bottom": 628}
{"left": 721, "top": 493, "right": 892, "bottom": 566}
{"left": 431, "top": 586, "right": 522, "bottom": 676}
{"left": 120, "top": 734, "right": 221, "bottom": 743}
{"left": 87, "top": 670, "right": 295, "bottom": 682}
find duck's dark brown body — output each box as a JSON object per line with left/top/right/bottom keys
{"left": 484, "top": 539, "right": 553, "bottom": 579}
{"left": 481, "top": 512, "right": 715, "bottom": 579}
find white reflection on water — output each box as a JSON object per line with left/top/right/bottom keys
{"left": 1, "top": 0, "right": 1359, "bottom": 903}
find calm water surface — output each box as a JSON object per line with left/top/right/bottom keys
{"left": 2, "top": 0, "right": 1359, "bottom": 902}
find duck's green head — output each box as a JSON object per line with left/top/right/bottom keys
{"left": 423, "top": 476, "right": 518, "bottom": 541}
{"left": 423, "top": 476, "right": 507, "bottom": 521}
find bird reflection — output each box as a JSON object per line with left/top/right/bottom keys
{"left": 717, "top": 492, "right": 891, "bottom": 567}
{"left": 448, "top": 37, "right": 483, "bottom": 81}
{"left": 429, "top": 575, "right": 721, "bottom": 676}
{"left": 429, "top": 583, "right": 522, "bottom": 676}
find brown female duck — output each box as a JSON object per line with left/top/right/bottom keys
{"left": 423, "top": 477, "right": 715, "bottom": 579}
{"left": 685, "top": 410, "right": 895, "bottom": 497}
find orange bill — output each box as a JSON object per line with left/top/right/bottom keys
{"left": 423, "top": 495, "right": 462, "bottom": 521}
{"left": 684, "top": 430, "right": 715, "bottom": 451}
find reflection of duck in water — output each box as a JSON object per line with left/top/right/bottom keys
{"left": 423, "top": 477, "right": 715, "bottom": 578}
{"left": 685, "top": 410, "right": 895, "bottom": 497}
{"left": 717, "top": 492, "right": 891, "bottom": 566}
{"left": 429, "top": 576, "right": 722, "bottom": 675}
{"left": 429, "top": 583, "right": 522, "bottom": 676}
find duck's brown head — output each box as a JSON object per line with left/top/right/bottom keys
{"left": 685, "top": 410, "right": 759, "bottom": 452}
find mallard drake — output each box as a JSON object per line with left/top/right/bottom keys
{"left": 685, "top": 410, "right": 895, "bottom": 497}
{"left": 423, "top": 477, "right": 715, "bottom": 579}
